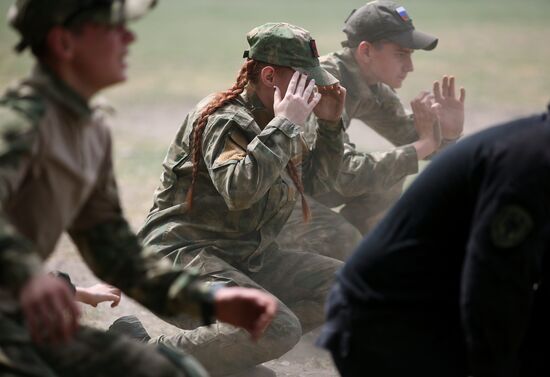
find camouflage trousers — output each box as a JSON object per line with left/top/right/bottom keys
{"left": 278, "top": 184, "right": 404, "bottom": 255}
{"left": 276, "top": 195, "right": 362, "bottom": 261}
{"left": 150, "top": 245, "right": 342, "bottom": 377}
{"left": 0, "top": 312, "right": 207, "bottom": 377}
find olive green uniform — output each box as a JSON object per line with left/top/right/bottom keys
{"left": 0, "top": 66, "right": 210, "bottom": 377}
{"left": 277, "top": 47, "right": 419, "bottom": 258}
{"left": 139, "top": 90, "right": 344, "bottom": 376}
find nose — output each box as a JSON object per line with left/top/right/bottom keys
{"left": 405, "top": 54, "right": 414, "bottom": 73}
{"left": 120, "top": 25, "right": 136, "bottom": 44}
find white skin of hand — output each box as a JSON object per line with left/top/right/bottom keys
{"left": 214, "top": 287, "right": 277, "bottom": 341}
{"left": 75, "top": 283, "right": 122, "bottom": 308}
{"left": 411, "top": 91, "right": 441, "bottom": 159}
{"left": 19, "top": 274, "right": 81, "bottom": 344}
{"left": 273, "top": 71, "right": 321, "bottom": 126}
{"left": 433, "top": 75, "right": 466, "bottom": 139}
{"left": 314, "top": 83, "right": 347, "bottom": 122}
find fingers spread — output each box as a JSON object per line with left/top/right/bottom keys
{"left": 459, "top": 87, "right": 466, "bottom": 104}
{"left": 448, "top": 76, "right": 456, "bottom": 98}
{"left": 273, "top": 86, "right": 282, "bottom": 106}
{"left": 286, "top": 71, "right": 300, "bottom": 96}
{"left": 433, "top": 81, "right": 443, "bottom": 102}
{"left": 303, "top": 79, "right": 316, "bottom": 102}
{"left": 296, "top": 73, "right": 308, "bottom": 96}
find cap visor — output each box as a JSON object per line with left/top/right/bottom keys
{"left": 388, "top": 29, "right": 438, "bottom": 51}
{"left": 123, "top": 0, "right": 158, "bottom": 21}
{"left": 293, "top": 65, "right": 339, "bottom": 87}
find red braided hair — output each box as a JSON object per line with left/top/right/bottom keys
{"left": 186, "top": 59, "right": 310, "bottom": 222}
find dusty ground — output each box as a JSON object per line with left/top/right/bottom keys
{"left": 44, "top": 102, "right": 530, "bottom": 377}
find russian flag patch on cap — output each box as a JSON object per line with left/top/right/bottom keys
{"left": 396, "top": 6, "right": 410, "bottom": 21}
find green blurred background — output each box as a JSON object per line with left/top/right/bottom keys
{"left": 1, "top": 0, "right": 549, "bottom": 111}
{"left": 1, "top": 0, "right": 549, "bottom": 221}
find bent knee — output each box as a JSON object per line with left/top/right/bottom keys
{"left": 259, "top": 307, "right": 302, "bottom": 359}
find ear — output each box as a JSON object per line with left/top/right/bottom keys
{"left": 357, "top": 40, "right": 373, "bottom": 59}
{"left": 259, "top": 66, "right": 276, "bottom": 87}
{"left": 45, "top": 26, "right": 75, "bottom": 61}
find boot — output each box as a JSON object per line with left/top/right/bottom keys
{"left": 108, "top": 315, "right": 151, "bottom": 343}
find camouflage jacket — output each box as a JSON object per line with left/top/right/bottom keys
{"left": 311, "top": 48, "right": 420, "bottom": 198}
{"left": 0, "top": 65, "right": 210, "bottom": 319}
{"left": 139, "top": 90, "right": 343, "bottom": 272}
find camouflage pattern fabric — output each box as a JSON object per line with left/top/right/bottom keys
{"left": 277, "top": 48, "right": 421, "bottom": 246}
{"left": 149, "top": 247, "right": 341, "bottom": 377}
{"left": 0, "top": 65, "right": 211, "bottom": 376}
{"left": 244, "top": 22, "right": 338, "bottom": 86}
{"left": 277, "top": 195, "right": 362, "bottom": 261}
{"left": 0, "top": 313, "right": 205, "bottom": 377}
{"left": 139, "top": 89, "right": 344, "bottom": 376}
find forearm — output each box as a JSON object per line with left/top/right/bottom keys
{"left": 333, "top": 144, "right": 418, "bottom": 198}
{"left": 71, "top": 218, "right": 213, "bottom": 319}
{"left": 304, "top": 118, "right": 344, "bottom": 195}
{"left": 0, "top": 219, "right": 42, "bottom": 294}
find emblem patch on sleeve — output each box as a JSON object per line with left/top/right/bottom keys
{"left": 490, "top": 205, "right": 534, "bottom": 248}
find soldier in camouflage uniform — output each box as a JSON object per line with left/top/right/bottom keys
{"left": 278, "top": 0, "right": 466, "bottom": 256}
{"left": 137, "top": 23, "right": 346, "bottom": 377}
{"left": 0, "top": 1, "right": 276, "bottom": 376}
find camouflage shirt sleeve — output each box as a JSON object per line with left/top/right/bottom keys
{"left": 0, "top": 100, "right": 43, "bottom": 294}
{"left": 352, "top": 84, "right": 418, "bottom": 146}
{"left": 68, "top": 129, "right": 211, "bottom": 319}
{"left": 302, "top": 118, "right": 344, "bottom": 196}
{"left": 202, "top": 113, "right": 302, "bottom": 210}
{"left": 333, "top": 132, "right": 419, "bottom": 197}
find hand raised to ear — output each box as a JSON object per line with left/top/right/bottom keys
{"left": 274, "top": 71, "right": 320, "bottom": 126}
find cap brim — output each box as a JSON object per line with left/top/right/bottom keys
{"left": 123, "top": 0, "right": 158, "bottom": 21}
{"left": 293, "top": 65, "right": 339, "bottom": 87}
{"left": 387, "top": 29, "right": 438, "bottom": 51}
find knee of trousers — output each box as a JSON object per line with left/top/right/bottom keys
{"left": 256, "top": 306, "right": 302, "bottom": 360}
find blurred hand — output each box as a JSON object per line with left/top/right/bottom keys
{"left": 433, "top": 75, "right": 466, "bottom": 140}
{"left": 314, "top": 83, "right": 346, "bottom": 122}
{"left": 214, "top": 287, "right": 277, "bottom": 341}
{"left": 75, "top": 283, "right": 121, "bottom": 308}
{"left": 411, "top": 91, "right": 441, "bottom": 159}
{"left": 274, "top": 71, "right": 321, "bottom": 126}
{"left": 19, "top": 274, "right": 80, "bottom": 344}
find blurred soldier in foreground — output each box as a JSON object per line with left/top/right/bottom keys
{"left": 134, "top": 22, "right": 347, "bottom": 377}
{"left": 318, "top": 107, "right": 550, "bottom": 377}
{"left": 0, "top": 1, "right": 276, "bottom": 376}
{"left": 278, "top": 0, "right": 466, "bottom": 259}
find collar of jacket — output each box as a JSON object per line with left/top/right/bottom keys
{"left": 27, "top": 63, "right": 92, "bottom": 119}
{"left": 332, "top": 48, "right": 385, "bottom": 105}
{"left": 239, "top": 89, "right": 274, "bottom": 129}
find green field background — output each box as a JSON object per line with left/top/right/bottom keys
{"left": 1, "top": 0, "right": 549, "bottom": 111}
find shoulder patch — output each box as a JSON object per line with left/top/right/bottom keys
{"left": 215, "top": 131, "right": 249, "bottom": 165}
{"left": 490, "top": 205, "right": 534, "bottom": 248}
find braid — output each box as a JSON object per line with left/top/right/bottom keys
{"left": 286, "top": 160, "right": 311, "bottom": 223}
{"left": 185, "top": 59, "right": 310, "bottom": 223}
{"left": 186, "top": 60, "right": 255, "bottom": 209}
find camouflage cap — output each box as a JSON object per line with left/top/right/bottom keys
{"left": 8, "top": 0, "right": 157, "bottom": 53}
{"left": 243, "top": 22, "right": 338, "bottom": 87}
{"left": 342, "top": 1, "right": 438, "bottom": 51}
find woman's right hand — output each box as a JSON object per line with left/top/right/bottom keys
{"left": 273, "top": 71, "right": 321, "bottom": 126}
